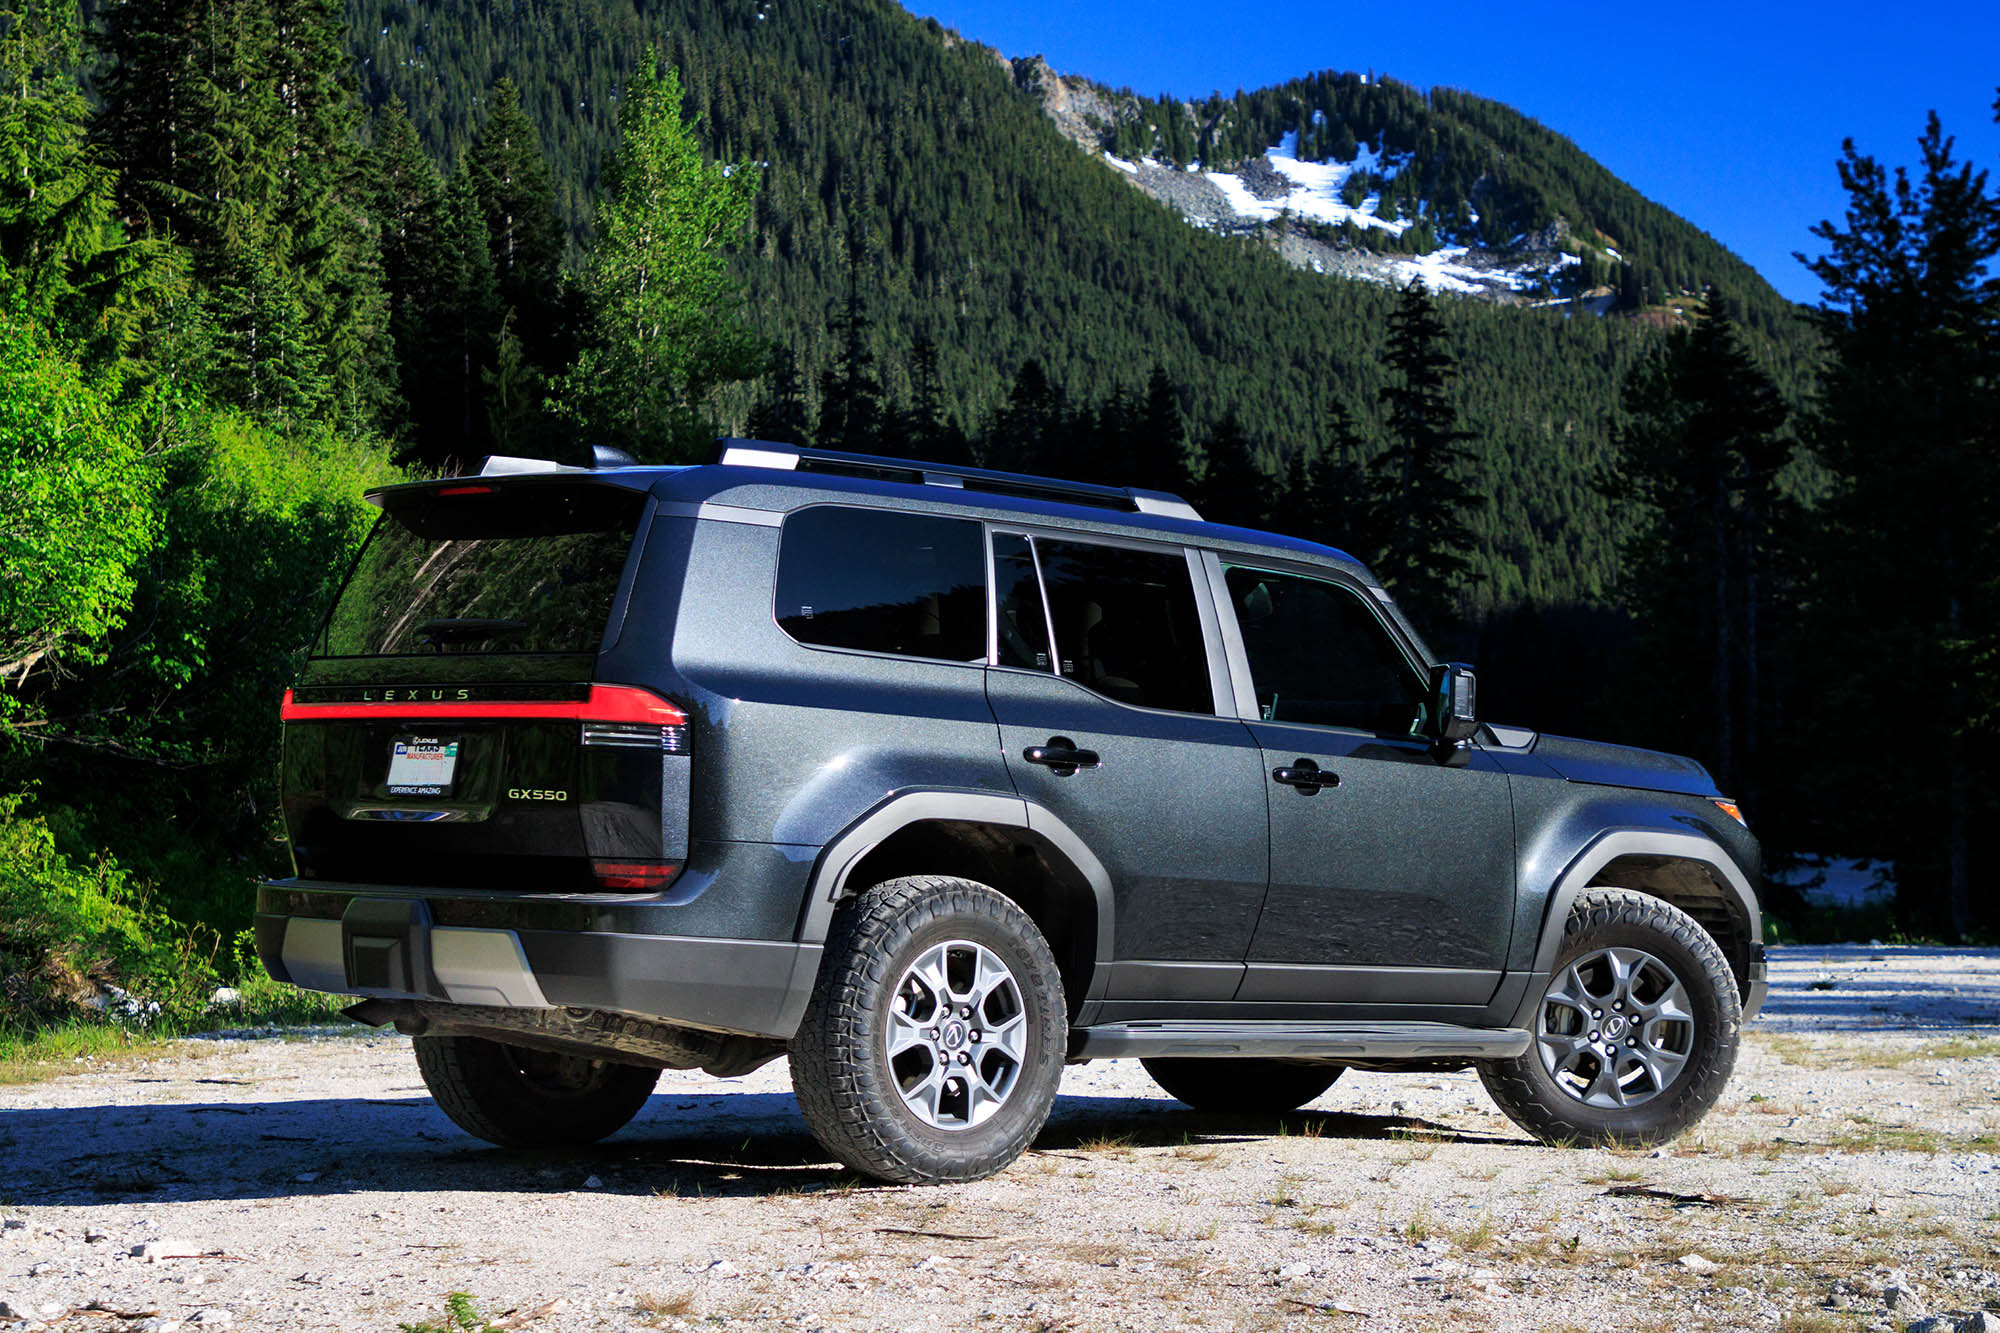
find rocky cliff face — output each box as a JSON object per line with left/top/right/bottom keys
{"left": 1006, "top": 56, "right": 1601, "bottom": 306}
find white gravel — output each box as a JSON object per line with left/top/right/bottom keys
{"left": 2, "top": 946, "right": 1998, "bottom": 1332}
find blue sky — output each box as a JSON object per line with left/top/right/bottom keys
{"left": 904, "top": 2, "right": 2000, "bottom": 306}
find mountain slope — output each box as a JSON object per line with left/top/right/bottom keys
{"left": 1015, "top": 61, "right": 1798, "bottom": 336}
{"left": 341, "top": 0, "right": 1814, "bottom": 613}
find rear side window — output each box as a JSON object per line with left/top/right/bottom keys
{"left": 775, "top": 507, "right": 987, "bottom": 662}
{"left": 319, "top": 485, "right": 645, "bottom": 657}
{"left": 1031, "top": 538, "right": 1213, "bottom": 715}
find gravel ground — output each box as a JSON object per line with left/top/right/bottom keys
{"left": 3, "top": 946, "right": 1998, "bottom": 1333}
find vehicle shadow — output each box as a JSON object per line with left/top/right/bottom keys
{"left": 4, "top": 1088, "right": 1533, "bottom": 1207}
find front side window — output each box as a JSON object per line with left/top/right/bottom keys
{"left": 775, "top": 507, "right": 987, "bottom": 662}
{"left": 1224, "top": 565, "right": 1427, "bottom": 733}
{"left": 1020, "top": 537, "right": 1214, "bottom": 715}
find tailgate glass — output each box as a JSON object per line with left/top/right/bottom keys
{"left": 319, "top": 485, "right": 645, "bottom": 657}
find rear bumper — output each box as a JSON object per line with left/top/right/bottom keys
{"left": 256, "top": 881, "right": 821, "bottom": 1040}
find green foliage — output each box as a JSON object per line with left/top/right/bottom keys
{"left": 1793, "top": 107, "right": 2000, "bottom": 937}
{"left": 1368, "top": 281, "right": 1485, "bottom": 629}
{"left": 559, "top": 53, "right": 764, "bottom": 461}
{"left": 398, "top": 1292, "right": 499, "bottom": 1333}
{"left": 94, "top": 0, "right": 394, "bottom": 428}
{"left": 345, "top": 0, "right": 1815, "bottom": 613}
{"left": 11, "top": 407, "right": 386, "bottom": 939}
{"left": 1612, "top": 291, "right": 1794, "bottom": 814}
{"left": 0, "top": 0, "right": 146, "bottom": 368}
{"left": 0, "top": 793, "right": 221, "bottom": 1035}
{"left": 0, "top": 303, "right": 158, "bottom": 694}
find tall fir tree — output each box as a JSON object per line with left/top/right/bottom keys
{"left": 1614, "top": 290, "right": 1794, "bottom": 818}
{"left": 559, "top": 53, "right": 763, "bottom": 461}
{"left": 1796, "top": 107, "right": 2000, "bottom": 937}
{"left": 1135, "top": 363, "right": 1189, "bottom": 494}
{"left": 0, "top": 0, "right": 141, "bottom": 368}
{"left": 94, "top": 0, "right": 389, "bottom": 425}
{"left": 815, "top": 225, "right": 885, "bottom": 455}
{"left": 463, "top": 78, "right": 569, "bottom": 377}
{"left": 1371, "top": 281, "right": 1483, "bottom": 629}
{"left": 1195, "top": 411, "right": 1269, "bottom": 528}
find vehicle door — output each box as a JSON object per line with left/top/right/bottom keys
{"left": 1213, "top": 559, "right": 1516, "bottom": 1010}
{"left": 986, "top": 531, "right": 1268, "bottom": 1010}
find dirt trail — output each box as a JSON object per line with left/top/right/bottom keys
{"left": 2, "top": 947, "right": 1998, "bottom": 1332}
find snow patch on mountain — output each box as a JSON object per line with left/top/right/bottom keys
{"left": 1200, "top": 132, "right": 1411, "bottom": 236}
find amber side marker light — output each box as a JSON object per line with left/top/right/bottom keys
{"left": 1713, "top": 799, "right": 1747, "bottom": 827}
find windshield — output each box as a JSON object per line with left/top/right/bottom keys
{"left": 318, "top": 485, "right": 645, "bottom": 657}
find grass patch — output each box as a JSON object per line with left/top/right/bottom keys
{"left": 1076, "top": 1131, "right": 1136, "bottom": 1156}
{"left": 634, "top": 1290, "right": 696, "bottom": 1320}
{"left": 1451, "top": 1215, "right": 1499, "bottom": 1252}
{"left": 1760, "top": 1032, "right": 2000, "bottom": 1072}
{"left": 399, "top": 1292, "right": 498, "bottom": 1333}
{"left": 1402, "top": 1206, "right": 1434, "bottom": 1244}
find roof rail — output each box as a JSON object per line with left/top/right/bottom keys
{"left": 710, "top": 439, "right": 1203, "bottom": 522}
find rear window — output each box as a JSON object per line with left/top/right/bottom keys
{"left": 318, "top": 485, "right": 645, "bottom": 657}
{"left": 775, "top": 507, "right": 987, "bottom": 662}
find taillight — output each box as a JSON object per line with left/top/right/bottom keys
{"left": 590, "top": 859, "right": 679, "bottom": 890}
{"left": 280, "top": 683, "right": 688, "bottom": 735}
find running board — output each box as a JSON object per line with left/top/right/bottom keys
{"left": 1071, "top": 1021, "right": 1530, "bottom": 1061}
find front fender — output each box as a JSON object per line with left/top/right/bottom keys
{"left": 1505, "top": 784, "right": 1765, "bottom": 1025}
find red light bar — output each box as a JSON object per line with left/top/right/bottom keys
{"left": 590, "top": 860, "right": 680, "bottom": 890}
{"left": 436, "top": 485, "right": 492, "bottom": 496}
{"left": 280, "top": 684, "right": 686, "bottom": 726}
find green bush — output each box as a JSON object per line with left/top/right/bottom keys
{"left": 0, "top": 793, "right": 221, "bottom": 1036}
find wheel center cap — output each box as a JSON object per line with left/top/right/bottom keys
{"left": 941, "top": 1020, "right": 967, "bottom": 1050}
{"left": 1605, "top": 1016, "right": 1627, "bottom": 1038}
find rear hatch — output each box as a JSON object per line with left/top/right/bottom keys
{"left": 281, "top": 477, "right": 687, "bottom": 893}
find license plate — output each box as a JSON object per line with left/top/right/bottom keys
{"left": 386, "top": 735, "right": 460, "bottom": 797}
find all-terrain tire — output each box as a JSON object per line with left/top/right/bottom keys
{"left": 1142, "top": 1058, "right": 1343, "bottom": 1114}
{"left": 413, "top": 1034, "right": 660, "bottom": 1148}
{"left": 789, "top": 876, "right": 1067, "bottom": 1184}
{"left": 1479, "top": 888, "right": 1741, "bottom": 1147}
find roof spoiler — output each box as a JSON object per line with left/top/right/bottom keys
{"left": 479, "top": 445, "right": 638, "bottom": 476}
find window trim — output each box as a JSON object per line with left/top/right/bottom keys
{"left": 1201, "top": 551, "right": 1434, "bottom": 735}
{"left": 985, "top": 524, "right": 1235, "bottom": 718}
{"left": 769, "top": 503, "right": 992, "bottom": 670}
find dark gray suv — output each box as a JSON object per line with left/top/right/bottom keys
{"left": 257, "top": 440, "right": 1768, "bottom": 1183}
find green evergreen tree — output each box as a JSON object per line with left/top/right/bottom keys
{"left": 94, "top": 0, "right": 389, "bottom": 424}
{"left": 984, "top": 360, "right": 1065, "bottom": 475}
{"left": 1195, "top": 411, "right": 1269, "bottom": 528}
{"left": 1135, "top": 363, "right": 1189, "bottom": 494}
{"left": 1371, "top": 281, "right": 1483, "bottom": 628}
{"left": 464, "top": 78, "right": 569, "bottom": 376}
{"left": 815, "top": 227, "right": 885, "bottom": 455}
{"left": 745, "top": 345, "right": 813, "bottom": 447}
{"left": 1796, "top": 108, "right": 2000, "bottom": 937}
{"left": 0, "top": 0, "right": 144, "bottom": 369}
{"left": 1614, "top": 290, "right": 1794, "bottom": 816}
{"left": 435, "top": 169, "right": 503, "bottom": 467}
{"left": 559, "top": 53, "right": 763, "bottom": 461}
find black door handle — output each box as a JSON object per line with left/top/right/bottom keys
{"left": 1023, "top": 736, "right": 1100, "bottom": 775}
{"left": 1273, "top": 760, "right": 1339, "bottom": 793}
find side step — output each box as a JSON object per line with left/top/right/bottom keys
{"left": 1071, "top": 1021, "right": 1530, "bottom": 1062}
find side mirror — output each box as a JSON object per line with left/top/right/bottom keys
{"left": 1428, "top": 662, "right": 1478, "bottom": 745}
